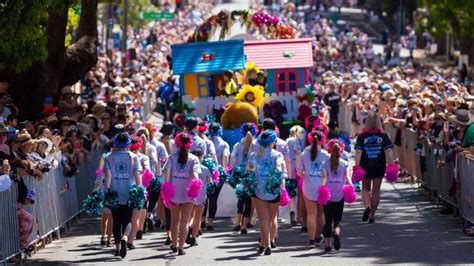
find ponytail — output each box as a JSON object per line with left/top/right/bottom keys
{"left": 178, "top": 146, "right": 188, "bottom": 165}
{"left": 330, "top": 143, "right": 341, "bottom": 172}
{"left": 243, "top": 131, "right": 253, "bottom": 154}
{"left": 310, "top": 132, "right": 319, "bottom": 161}
{"left": 140, "top": 135, "right": 148, "bottom": 155}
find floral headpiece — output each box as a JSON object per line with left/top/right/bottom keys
{"left": 175, "top": 132, "right": 193, "bottom": 150}
{"left": 198, "top": 121, "right": 209, "bottom": 133}
{"left": 240, "top": 122, "right": 258, "bottom": 137}
{"left": 209, "top": 124, "right": 223, "bottom": 137}
{"left": 257, "top": 130, "right": 277, "bottom": 147}
{"left": 326, "top": 139, "right": 345, "bottom": 155}
{"left": 307, "top": 130, "right": 326, "bottom": 146}
{"left": 129, "top": 135, "right": 143, "bottom": 151}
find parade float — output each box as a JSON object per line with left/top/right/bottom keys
{"left": 171, "top": 9, "right": 318, "bottom": 142}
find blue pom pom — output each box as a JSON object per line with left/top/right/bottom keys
{"left": 202, "top": 156, "right": 217, "bottom": 172}
{"left": 127, "top": 185, "right": 146, "bottom": 209}
{"left": 148, "top": 176, "right": 163, "bottom": 193}
{"left": 207, "top": 180, "right": 217, "bottom": 196}
{"left": 285, "top": 179, "right": 298, "bottom": 198}
{"left": 82, "top": 190, "right": 104, "bottom": 215}
{"left": 263, "top": 169, "right": 282, "bottom": 196}
{"left": 104, "top": 189, "right": 119, "bottom": 210}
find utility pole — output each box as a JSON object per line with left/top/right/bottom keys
{"left": 105, "top": 3, "right": 114, "bottom": 58}
{"left": 121, "top": 0, "right": 128, "bottom": 67}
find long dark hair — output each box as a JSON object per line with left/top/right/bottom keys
{"left": 178, "top": 133, "right": 191, "bottom": 165}
{"left": 330, "top": 143, "right": 341, "bottom": 172}
{"left": 309, "top": 131, "right": 319, "bottom": 161}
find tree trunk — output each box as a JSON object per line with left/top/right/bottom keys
{"left": 460, "top": 38, "right": 474, "bottom": 66}
{"left": 7, "top": 0, "right": 98, "bottom": 120}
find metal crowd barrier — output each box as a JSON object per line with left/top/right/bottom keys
{"left": 385, "top": 126, "right": 474, "bottom": 224}
{"left": 0, "top": 183, "right": 20, "bottom": 263}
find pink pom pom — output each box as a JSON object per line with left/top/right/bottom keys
{"left": 161, "top": 182, "right": 175, "bottom": 208}
{"left": 342, "top": 184, "right": 357, "bottom": 204}
{"left": 317, "top": 185, "right": 331, "bottom": 205}
{"left": 212, "top": 169, "right": 220, "bottom": 185}
{"left": 352, "top": 165, "right": 366, "bottom": 183}
{"left": 225, "top": 165, "right": 233, "bottom": 174}
{"left": 385, "top": 163, "right": 399, "bottom": 183}
{"left": 186, "top": 178, "right": 203, "bottom": 198}
{"left": 95, "top": 168, "right": 103, "bottom": 177}
{"left": 280, "top": 187, "right": 291, "bottom": 206}
{"left": 297, "top": 177, "right": 303, "bottom": 190}
{"left": 141, "top": 169, "right": 154, "bottom": 187}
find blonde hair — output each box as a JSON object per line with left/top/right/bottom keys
{"left": 289, "top": 125, "right": 304, "bottom": 138}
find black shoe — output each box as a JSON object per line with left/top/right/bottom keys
{"left": 233, "top": 225, "right": 241, "bottom": 232}
{"left": 165, "top": 237, "right": 171, "bottom": 245}
{"left": 100, "top": 237, "right": 106, "bottom": 246}
{"left": 185, "top": 230, "right": 192, "bottom": 244}
{"left": 247, "top": 223, "right": 254, "bottom": 229}
{"left": 440, "top": 207, "right": 454, "bottom": 215}
{"left": 198, "top": 230, "right": 203, "bottom": 236}
{"left": 240, "top": 229, "right": 248, "bottom": 234}
{"left": 189, "top": 237, "right": 198, "bottom": 247}
{"left": 106, "top": 241, "right": 111, "bottom": 247}
{"left": 291, "top": 220, "right": 298, "bottom": 227}
{"left": 146, "top": 218, "right": 154, "bottom": 232}
{"left": 120, "top": 240, "right": 127, "bottom": 258}
{"left": 308, "top": 240, "right": 315, "bottom": 246}
{"left": 270, "top": 241, "right": 276, "bottom": 248}
{"left": 127, "top": 243, "right": 136, "bottom": 250}
{"left": 136, "top": 230, "right": 143, "bottom": 240}
{"left": 301, "top": 226, "right": 308, "bottom": 232}
{"left": 178, "top": 249, "right": 186, "bottom": 256}
{"left": 315, "top": 234, "right": 324, "bottom": 245}
{"left": 368, "top": 218, "right": 375, "bottom": 224}
{"left": 334, "top": 235, "right": 341, "bottom": 250}
{"left": 290, "top": 211, "right": 297, "bottom": 226}
{"left": 258, "top": 245, "right": 265, "bottom": 255}
{"left": 206, "top": 225, "right": 214, "bottom": 231}
{"left": 264, "top": 247, "right": 272, "bottom": 255}
{"left": 362, "top": 207, "right": 371, "bottom": 222}
{"left": 154, "top": 220, "right": 161, "bottom": 228}
{"left": 170, "top": 245, "right": 177, "bottom": 253}
{"left": 200, "top": 221, "right": 206, "bottom": 229}
{"left": 114, "top": 250, "right": 120, "bottom": 256}
{"left": 325, "top": 246, "right": 332, "bottom": 253}
{"left": 161, "top": 225, "right": 166, "bottom": 230}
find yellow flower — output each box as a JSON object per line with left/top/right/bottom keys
{"left": 234, "top": 84, "right": 265, "bottom": 108}
{"left": 245, "top": 61, "right": 261, "bottom": 74}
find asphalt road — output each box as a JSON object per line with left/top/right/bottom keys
{"left": 27, "top": 181, "right": 474, "bottom": 265}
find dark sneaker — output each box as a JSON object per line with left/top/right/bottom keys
{"left": 270, "top": 241, "right": 276, "bottom": 248}
{"left": 368, "top": 218, "right": 375, "bottom": 224}
{"left": 127, "top": 243, "right": 136, "bottom": 250}
{"left": 258, "top": 246, "right": 265, "bottom": 255}
{"left": 233, "top": 225, "right": 241, "bottom": 232}
{"left": 120, "top": 240, "right": 127, "bottom": 258}
{"left": 301, "top": 226, "right": 308, "bottom": 232}
{"left": 170, "top": 245, "right": 177, "bottom": 253}
{"left": 264, "top": 247, "right": 271, "bottom": 255}
{"left": 200, "top": 221, "right": 206, "bottom": 229}
{"left": 334, "top": 235, "right": 341, "bottom": 250}
{"left": 362, "top": 207, "right": 371, "bottom": 222}
{"left": 154, "top": 220, "right": 161, "bottom": 228}
{"left": 100, "top": 237, "right": 106, "bottom": 246}
{"left": 178, "top": 249, "right": 186, "bottom": 255}
{"left": 206, "top": 225, "right": 214, "bottom": 231}
{"left": 146, "top": 218, "right": 154, "bottom": 232}
{"left": 325, "top": 246, "right": 332, "bottom": 253}
{"left": 315, "top": 234, "right": 324, "bottom": 245}
{"left": 247, "top": 223, "right": 254, "bottom": 229}
{"left": 164, "top": 237, "right": 171, "bottom": 245}
{"left": 136, "top": 230, "right": 143, "bottom": 240}
{"left": 240, "top": 229, "right": 248, "bottom": 234}
{"left": 308, "top": 240, "right": 315, "bottom": 246}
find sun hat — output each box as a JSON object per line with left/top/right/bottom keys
{"left": 448, "top": 109, "right": 474, "bottom": 126}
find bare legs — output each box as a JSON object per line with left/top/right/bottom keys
{"left": 254, "top": 197, "right": 279, "bottom": 249}
{"left": 191, "top": 204, "right": 204, "bottom": 239}
{"left": 170, "top": 203, "right": 194, "bottom": 250}
{"left": 361, "top": 177, "right": 383, "bottom": 220}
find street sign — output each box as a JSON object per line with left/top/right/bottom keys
{"left": 139, "top": 11, "right": 175, "bottom": 20}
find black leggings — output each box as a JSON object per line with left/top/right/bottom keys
{"left": 203, "top": 185, "right": 223, "bottom": 219}
{"left": 237, "top": 196, "right": 252, "bottom": 218}
{"left": 146, "top": 191, "right": 160, "bottom": 213}
{"left": 323, "top": 199, "right": 344, "bottom": 238}
{"left": 111, "top": 205, "right": 133, "bottom": 243}
{"left": 164, "top": 206, "right": 171, "bottom": 231}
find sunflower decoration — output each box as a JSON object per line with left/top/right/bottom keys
{"left": 234, "top": 84, "right": 265, "bottom": 108}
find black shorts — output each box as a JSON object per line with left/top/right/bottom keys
{"left": 254, "top": 195, "right": 280, "bottom": 204}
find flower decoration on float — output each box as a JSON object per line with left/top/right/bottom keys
{"left": 234, "top": 84, "right": 265, "bottom": 108}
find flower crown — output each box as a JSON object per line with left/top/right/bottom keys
{"left": 240, "top": 122, "right": 258, "bottom": 137}
{"left": 257, "top": 130, "right": 277, "bottom": 147}
{"left": 129, "top": 135, "right": 143, "bottom": 150}
{"left": 307, "top": 130, "right": 326, "bottom": 146}
{"left": 198, "top": 121, "right": 209, "bottom": 133}
{"left": 209, "top": 125, "right": 223, "bottom": 137}
{"left": 326, "top": 138, "right": 345, "bottom": 155}
{"left": 175, "top": 132, "right": 193, "bottom": 150}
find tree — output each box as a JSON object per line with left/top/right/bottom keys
{"left": 0, "top": 0, "right": 99, "bottom": 120}
{"left": 424, "top": 0, "right": 474, "bottom": 62}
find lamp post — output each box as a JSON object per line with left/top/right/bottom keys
{"left": 121, "top": 0, "right": 128, "bottom": 67}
